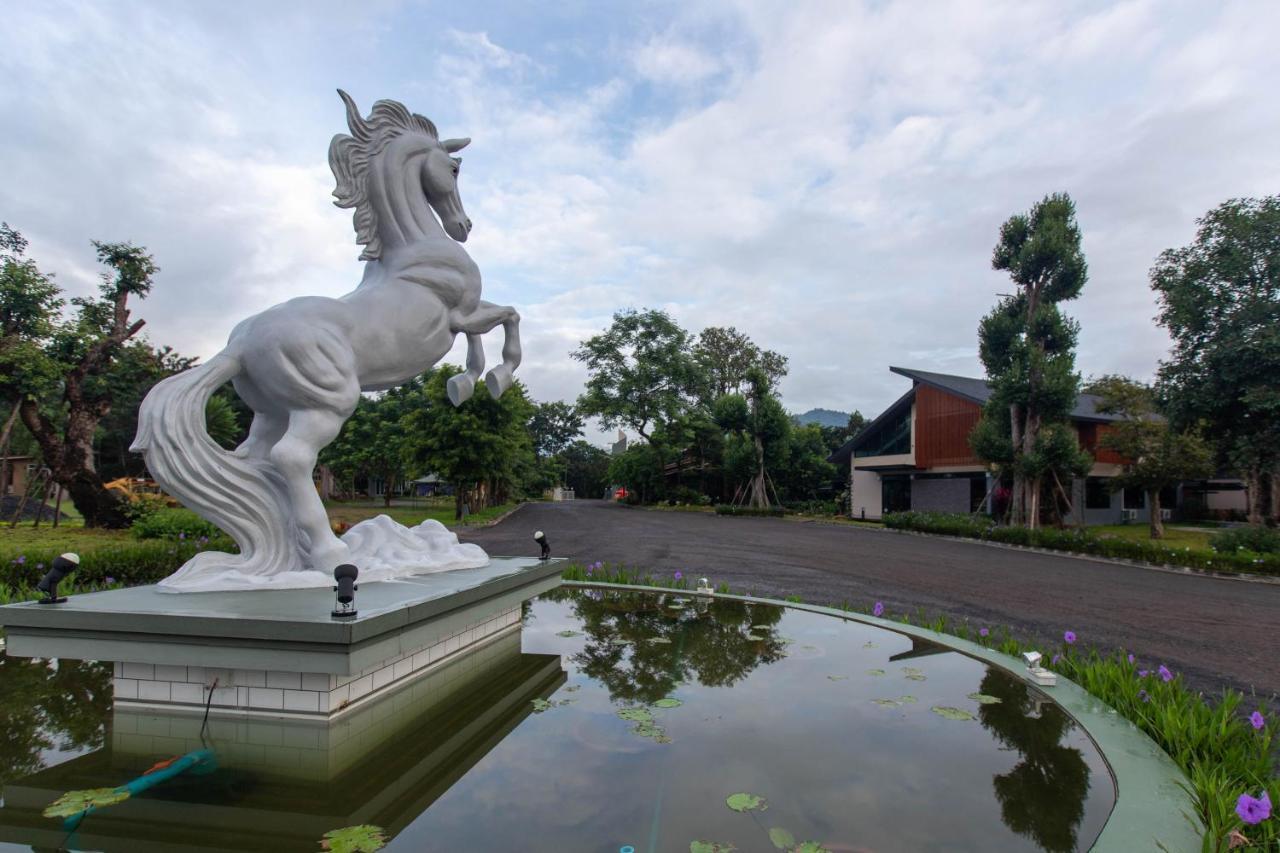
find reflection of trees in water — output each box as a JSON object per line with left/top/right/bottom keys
{"left": 976, "top": 669, "right": 1091, "bottom": 853}
{"left": 565, "top": 590, "right": 785, "bottom": 705}
{"left": 0, "top": 656, "right": 112, "bottom": 787}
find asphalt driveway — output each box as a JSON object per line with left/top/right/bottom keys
{"left": 460, "top": 500, "right": 1280, "bottom": 699}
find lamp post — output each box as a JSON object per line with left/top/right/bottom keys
{"left": 36, "top": 553, "right": 79, "bottom": 604}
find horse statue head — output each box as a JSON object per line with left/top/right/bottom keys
{"left": 328, "top": 89, "right": 472, "bottom": 259}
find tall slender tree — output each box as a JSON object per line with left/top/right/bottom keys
{"left": 970, "top": 194, "right": 1092, "bottom": 527}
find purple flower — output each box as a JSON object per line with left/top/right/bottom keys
{"left": 1063, "top": 631, "right": 1076, "bottom": 645}
{"left": 179, "top": 532, "right": 186, "bottom": 540}
{"left": 1158, "top": 664, "right": 1173, "bottom": 683}
{"left": 979, "top": 627, "right": 989, "bottom": 638}
{"left": 16, "top": 555, "right": 24, "bottom": 565}
{"left": 674, "top": 571, "right": 683, "bottom": 581}
{"left": 1137, "top": 689, "right": 1149, "bottom": 703}
{"left": 1051, "top": 653, "right": 1061, "bottom": 665}
{"left": 585, "top": 564, "right": 593, "bottom": 575}
{"left": 1250, "top": 711, "right": 1265, "bottom": 731}
{"left": 1235, "top": 790, "right": 1271, "bottom": 825}
{"left": 1127, "top": 653, "right": 1135, "bottom": 665}
{"left": 105, "top": 576, "right": 116, "bottom": 585}
{"left": 1138, "top": 669, "right": 1150, "bottom": 678}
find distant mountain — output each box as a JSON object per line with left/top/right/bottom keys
{"left": 794, "top": 408, "right": 850, "bottom": 428}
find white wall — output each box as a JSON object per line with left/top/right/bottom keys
{"left": 850, "top": 468, "right": 882, "bottom": 520}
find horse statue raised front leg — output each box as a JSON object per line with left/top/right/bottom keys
{"left": 131, "top": 89, "right": 520, "bottom": 592}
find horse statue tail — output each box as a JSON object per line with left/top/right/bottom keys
{"left": 131, "top": 352, "right": 304, "bottom": 591}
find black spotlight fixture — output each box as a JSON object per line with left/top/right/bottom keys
{"left": 332, "top": 563, "right": 359, "bottom": 619}
{"left": 533, "top": 530, "right": 550, "bottom": 561}
{"left": 36, "top": 553, "right": 80, "bottom": 604}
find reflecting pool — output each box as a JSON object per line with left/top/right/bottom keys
{"left": 0, "top": 587, "right": 1115, "bottom": 852}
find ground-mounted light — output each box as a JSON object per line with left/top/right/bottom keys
{"left": 331, "top": 564, "right": 359, "bottom": 619}
{"left": 534, "top": 530, "right": 550, "bottom": 561}
{"left": 696, "top": 577, "right": 714, "bottom": 595}
{"left": 36, "top": 553, "right": 79, "bottom": 604}
{"left": 1022, "top": 650, "right": 1057, "bottom": 686}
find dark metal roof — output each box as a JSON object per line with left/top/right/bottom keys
{"left": 825, "top": 366, "right": 1125, "bottom": 465}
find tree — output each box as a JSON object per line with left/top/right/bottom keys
{"left": 692, "top": 325, "right": 788, "bottom": 401}
{"left": 322, "top": 380, "right": 420, "bottom": 507}
{"left": 403, "top": 364, "right": 535, "bottom": 519}
{"left": 971, "top": 193, "right": 1092, "bottom": 528}
{"left": 573, "top": 309, "right": 699, "bottom": 443}
{"left": 0, "top": 228, "right": 157, "bottom": 527}
{"left": 776, "top": 422, "right": 837, "bottom": 502}
{"left": 714, "top": 367, "right": 790, "bottom": 508}
{"left": 528, "top": 400, "right": 584, "bottom": 458}
{"left": 1089, "top": 376, "right": 1214, "bottom": 538}
{"left": 559, "top": 440, "right": 612, "bottom": 499}
{"left": 1152, "top": 196, "right": 1280, "bottom": 525}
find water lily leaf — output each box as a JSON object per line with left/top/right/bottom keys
{"left": 769, "top": 826, "right": 796, "bottom": 849}
{"left": 320, "top": 824, "right": 387, "bottom": 852}
{"left": 531, "top": 698, "right": 553, "bottom": 713}
{"left": 690, "top": 841, "right": 737, "bottom": 853}
{"left": 794, "top": 842, "right": 831, "bottom": 853}
{"left": 654, "top": 733, "right": 673, "bottom": 744}
{"left": 866, "top": 669, "right": 886, "bottom": 676}
{"left": 898, "top": 695, "right": 918, "bottom": 704}
{"left": 746, "top": 633, "right": 766, "bottom": 641}
{"left": 42, "top": 788, "right": 129, "bottom": 818}
{"left": 725, "top": 792, "right": 767, "bottom": 813}
{"left": 967, "top": 693, "right": 1002, "bottom": 704}
{"left": 871, "top": 698, "right": 900, "bottom": 708}
{"left": 618, "top": 707, "right": 655, "bottom": 724}
{"left": 555, "top": 629, "right": 581, "bottom": 637}
{"left": 557, "top": 698, "right": 575, "bottom": 707}
{"left": 646, "top": 637, "right": 673, "bottom": 644}
{"left": 904, "top": 673, "right": 927, "bottom": 681}
{"left": 931, "top": 705, "right": 976, "bottom": 721}
{"left": 563, "top": 684, "right": 581, "bottom": 693}
{"left": 653, "top": 698, "right": 683, "bottom": 708}
{"left": 826, "top": 675, "right": 849, "bottom": 681}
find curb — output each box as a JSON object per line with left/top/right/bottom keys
{"left": 453, "top": 501, "right": 528, "bottom": 530}
{"left": 563, "top": 580, "right": 1202, "bottom": 853}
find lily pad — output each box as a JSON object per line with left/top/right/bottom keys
{"left": 563, "top": 684, "right": 581, "bottom": 693}
{"left": 653, "top": 697, "right": 683, "bottom": 708}
{"left": 769, "top": 826, "right": 796, "bottom": 849}
{"left": 646, "top": 637, "right": 673, "bottom": 645}
{"left": 531, "top": 698, "right": 554, "bottom": 713}
{"left": 898, "top": 695, "right": 918, "bottom": 704}
{"left": 871, "top": 698, "right": 901, "bottom": 708}
{"left": 320, "top": 824, "right": 387, "bottom": 852}
{"left": 42, "top": 788, "right": 129, "bottom": 818}
{"left": 904, "top": 673, "right": 927, "bottom": 681}
{"left": 725, "top": 792, "right": 768, "bottom": 813}
{"left": 826, "top": 675, "right": 849, "bottom": 681}
{"left": 931, "top": 705, "right": 976, "bottom": 721}
{"left": 794, "top": 843, "right": 831, "bottom": 853}
{"left": 690, "top": 842, "right": 738, "bottom": 853}
{"left": 555, "top": 629, "right": 582, "bottom": 638}
{"left": 967, "top": 692, "right": 1002, "bottom": 704}
{"left": 617, "top": 707, "right": 655, "bottom": 724}
{"left": 866, "top": 669, "right": 886, "bottom": 676}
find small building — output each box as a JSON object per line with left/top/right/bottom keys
{"left": 828, "top": 367, "right": 1161, "bottom": 524}
{"left": 1, "top": 455, "right": 35, "bottom": 497}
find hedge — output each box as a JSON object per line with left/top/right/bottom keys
{"left": 715, "top": 505, "right": 785, "bottom": 517}
{"left": 131, "top": 508, "right": 225, "bottom": 541}
{"left": 882, "top": 511, "right": 1280, "bottom": 577}
{"left": 2, "top": 537, "right": 237, "bottom": 590}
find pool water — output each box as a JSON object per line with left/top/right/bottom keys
{"left": 0, "top": 587, "right": 1115, "bottom": 852}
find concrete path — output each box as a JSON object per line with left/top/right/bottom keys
{"left": 460, "top": 500, "right": 1280, "bottom": 699}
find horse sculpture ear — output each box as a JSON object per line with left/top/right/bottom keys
{"left": 442, "top": 137, "right": 471, "bottom": 153}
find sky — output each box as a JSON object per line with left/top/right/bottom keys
{"left": 3, "top": 0, "right": 1278, "bottom": 443}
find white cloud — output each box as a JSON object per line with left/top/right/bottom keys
{"left": 632, "top": 37, "right": 721, "bottom": 85}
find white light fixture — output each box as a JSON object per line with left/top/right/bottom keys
{"left": 696, "top": 577, "right": 714, "bottom": 595}
{"left": 1023, "top": 650, "right": 1057, "bottom": 686}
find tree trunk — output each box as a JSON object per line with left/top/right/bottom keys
{"left": 1270, "top": 468, "right": 1280, "bottom": 526}
{"left": 1027, "top": 476, "right": 1041, "bottom": 530}
{"left": 1148, "top": 489, "right": 1164, "bottom": 539}
{"left": 64, "top": 468, "right": 131, "bottom": 528}
{"left": 382, "top": 476, "right": 393, "bottom": 508}
{"left": 454, "top": 486, "right": 464, "bottom": 521}
{"left": 1245, "top": 466, "right": 1263, "bottom": 525}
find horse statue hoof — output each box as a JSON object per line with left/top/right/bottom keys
{"left": 447, "top": 373, "right": 475, "bottom": 406}
{"left": 484, "top": 365, "right": 513, "bottom": 399}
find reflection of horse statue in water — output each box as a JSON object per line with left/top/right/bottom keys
{"left": 132, "top": 90, "right": 519, "bottom": 591}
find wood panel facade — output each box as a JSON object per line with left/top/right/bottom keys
{"left": 1076, "top": 422, "right": 1126, "bottom": 465}
{"left": 913, "top": 384, "right": 982, "bottom": 468}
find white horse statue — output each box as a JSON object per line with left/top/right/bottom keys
{"left": 132, "top": 90, "right": 520, "bottom": 592}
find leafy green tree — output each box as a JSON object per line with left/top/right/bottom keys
{"left": 776, "top": 422, "right": 836, "bottom": 502}
{"left": 692, "top": 325, "right": 788, "bottom": 401}
{"left": 403, "top": 365, "right": 535, "bottom": 519}
{"left": 1152, "top": 196, "right": 1280, "bottom": 525}
{"left": 92, "top": 343, "right": 200, "bottom": 479}
{"left": 573, "top": 308, "right": 699, "bottom": 443}
{"left": 1090, "top": 376, "right": 1213, "bottom": 538}
{"left": 323, "top": 379, "right": 421, "bottom": 507}
{"left": 559, "top": 440, "right": 612, "bottom": 498}
{"left": 606, "top": 443, "right": 666, "bottom": 504}
{"left": 971, "top": 193, "right": 1092, "bottom": 527}
{"left": 528, "top": 400, "right": 584, "bottom": 459}
{"left": 1, "top": 228, "right": 158, "bottom": 527}
{"left": 714, "top": 368, "right": 790, "bottom": 508}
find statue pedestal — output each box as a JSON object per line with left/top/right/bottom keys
{"left": 0, "top": 557, "right": 562, "bottom": 720}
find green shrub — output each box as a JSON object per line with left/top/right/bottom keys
{"left": 715, "top": 505, "right": 785, "bottom": 517}
{"left": 784, "top": 499, "right": 840, "bottom": 516}
{"left": 1211, "top": 526, "right": 1280, "bottom": 555}
{"left": 131, "top": 508, "right": 224, "bottom": 541}
{"left": 2, "top": 537, "right": 236, "bottom": 590}
{"left": 883, "top": 511, "right": 1280, "bottom": 576}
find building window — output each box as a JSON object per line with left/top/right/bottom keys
{"left": 854, "top": 406, "right": 911, "bottom": 458}
{"left": 882, "top": 477, "right": 911, "bottom": 513}
{"left": 1123, "top": 488, "right": 1145, "bottom": 510}
{"left": 1085, "top": 478, "right": 1111, "bottom": 510}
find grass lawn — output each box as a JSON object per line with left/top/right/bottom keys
{"left": 324, "top": 498, "right": 521, "bottom": 529}
{"left": 1092, "top": 523, "right": 1214, "bottom": 552}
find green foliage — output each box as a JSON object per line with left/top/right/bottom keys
{"left": 2, "top": 537, "right": 235, "bottom": 589}
{"left": 573, "top": 308, "right": 699, "bottom": 442}
{"left": 559, "top": 440, "right": 611, "bottom": 498}
{"left": 607, "top": 443, "right": 666, "bottom": 503}
{"left": 41, "top": 787, "right": 129, "bottom": 818}
{"left": 0, "top": 223, "right": 65, "bottom": 399}
{"left": 1153, "top": 195, "right": 1280, "bottom": 521}
{"left": 322, "top": 379, "right": 421, "bottom": 504}
{"left": 1210, "top": 526, "right": 1280, "bottom": 555}
{"left": 883, "top": 511, "right": 1280, "bottom": 576}
{"left": 714, "top": 504, "right": 784, "bottom": 517}
{"left": 528, "top": 400, "right": 583, "bottom": 458}
{"left": 693, "top": 325, "right": 788, "bottom": 401}
{"left": 130, "top": 508, "right": 223, "bottom": 541}
{"left": 319, "top": 824, "right": 387, "bottom": 853}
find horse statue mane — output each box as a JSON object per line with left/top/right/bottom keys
{"left": 329, "top": 90, "right": 441, "bottom": 261}
{"left": 131, "top": 89, "right": 522, "bottom": 593}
